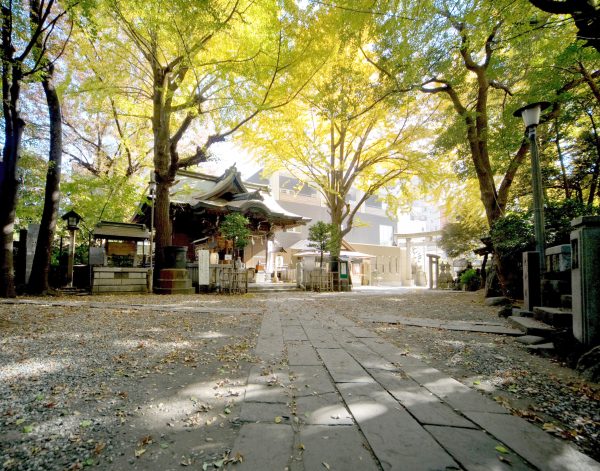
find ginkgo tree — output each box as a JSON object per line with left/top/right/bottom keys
{"left": 84, "top": 0, "right": 323, "bottom": 278}
{"left": 365, "top": 0, "right": 578, "bottom": 294}
{"left": 243, "top": 44, "right": 436, "bottom": 286}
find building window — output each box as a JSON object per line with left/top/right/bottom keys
{"left": 379, "top": 225, "right": 393, "bottom": 246}
{"left": 279, "top": 176, "right": 317, "bottom": 197}
{"left": 365, "top": 195, "right": 383, "bottom": 209}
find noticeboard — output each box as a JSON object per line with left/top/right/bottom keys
{"left": 198, "top": 249, "right": 210, "bottom": 285}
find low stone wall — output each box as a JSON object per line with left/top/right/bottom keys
{"left": 92, "top": 267, "right": 149, "bottom": 294}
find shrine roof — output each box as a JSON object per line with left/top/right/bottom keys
{"left": 169, "top": 167, "right": 310, "bottom": 226}
{"left": 93, "top": 221, "right": 150, "bottom": 240}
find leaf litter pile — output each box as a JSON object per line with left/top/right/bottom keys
{"left": 0, "top": 294, "right": 262, "bottom": 470}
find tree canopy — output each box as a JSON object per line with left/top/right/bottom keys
{"left": 1, "top": 0, "right": 599, "bottom": 296}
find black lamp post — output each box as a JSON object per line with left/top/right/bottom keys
{"left": 61, "top": 210, "right": 82, "bottom": 287}
{"left": 513, "top": 101, "right": 550, "bottom": 272}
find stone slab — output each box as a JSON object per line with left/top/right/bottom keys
{"left": 299, "top": 425, "right": 379, "bottom": 471}
{"left": 283, "top": 325, "right": 308, "bottom": 341}
{"left": 369, "top": 369, "right": 477, "bottom": 429}
{"left": 317, "top": 348, "right": 374, "bottom": 383}
{"left": 280, "top": 315, "right": 301, "bottom": 326}
{"left": 507, "top": 316, "right": 555, "bottom": 336}
{"left": 93, "top": 285, "right": 147, "bottom": 293}
{"left": 227, "top": 423, "right": 293, "bottom": 470}
{"left": 464, "top": 411, "right": 600, "bottom": 471}
{"left": 358, "top": 337, "right": 413, "bottom": 363}
{"left": 286, "top": 343, "right": 322, "bottom": 366}
{"left": 342, "top": 341, "right": 398, "bottom": 372}
{"left": 295, "top": 392, "right": 354, "bottom": 425}
{"left": 515, "top": 335, "right": 548, "bottom": 345}
{"left": 254, "top": 312, "right": 284, "bottom": 361}
{"left": 366, "top": 315, "right": 523, "bottom": 335}
{"left": 337, "top": 382, "right": 459, "bottom": 471}
{"left": 513, "top": 308, "right": 534, "bottom": 317}
{"left": 288, "top": 365, "right": 336, "bottom": 397}
{"left": 345, "top": 326, "right": 379, "bottom": 338}
{"left": 303, "top": 328, "right": 338, "bottom": 349}
{"left": 402, "top": 365, "right": 509, "bottom": 414}
{"left": 524, "top": 342, "right": 555, "bottom": 351}
{"left": 533, "top": 306, "right": 573, "bottom": 328}
{"left": 239, "top": 401, "right": 291, "bottom": 423}
{"left": 425, "top": 425, "right": 534, "bottom": 471}
{"left": 244, "top": 366, "right": 290, "bottom": 403}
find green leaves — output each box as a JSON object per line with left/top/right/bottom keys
{"left": 219, "top": 213, "right": 252, "bottom": 249}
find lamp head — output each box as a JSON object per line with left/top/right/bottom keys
{"left": 61, "top": 210, "right": 82, "bottom": 230}
{"left": 513, "top": 101, "right": 551, "bottom": 128}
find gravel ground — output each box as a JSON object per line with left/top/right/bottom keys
{"left": 0, "top": 294, "right": 263, "bottom": 470}
{"left": 1, "top": 289, "right": 599, "bottom": 469}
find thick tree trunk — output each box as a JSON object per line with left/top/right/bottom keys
{"left": 0, "top": 123, "right": 22, "bottom": 298}
{"left": 29, "top": 64, "right": 62, "bottom": 294}
{"left": 152, "top": 179, "right": 173, "bottom": 277}
{"left": 329, "top": 203, "right": 345, "bottom": 291}
{"left": 151, "top": 61, "right": 175, "bottom": 280}
{"left": 0, "top": 18, "right": 24, "bottom": 297}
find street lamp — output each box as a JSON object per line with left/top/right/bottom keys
{"left": 513, "top": 101, "right": 550, "bottom": 272}
{"left": 61, "top": 210, "right": 82, "bottom": 288}
{"left": 148, "top": 174, "right": 156, "bottom": 293}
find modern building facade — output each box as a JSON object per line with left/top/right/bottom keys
{"left": 246, "top": 169, "right": 445, "bottom": 285}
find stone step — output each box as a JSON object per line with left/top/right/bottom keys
{"left": 158, "top": 268, "right": 189, "bottom": 280}
{"left": 524, "top": 342, "right": 555, "bottom": 355}
{"left": 156, "top": 278, "right": 193, "bottom": 290}
{"left": 515, "top": 335, "right": 547, "bottom": 345}
{"left": 533, "top": 306, "right": 572, "bottom": 328}
{"left": 512, "top": 308, "right": 534, "bottom": 317}
{"left": 507, "top": 316, "right": 556, "bottom": 336}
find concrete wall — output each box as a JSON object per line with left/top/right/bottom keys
{"left": 350, "top": 243, "right": 403, "bottom": 284}
{"left": 92, "top": 267, "right": 149, "bottom": 294}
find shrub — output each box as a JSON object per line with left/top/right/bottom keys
{"left": 459, "top": 268, "right": 481, "bottom": 291}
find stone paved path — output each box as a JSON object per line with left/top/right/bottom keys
{"left": 229, "top": 297, "right": 600, "bottom": 471}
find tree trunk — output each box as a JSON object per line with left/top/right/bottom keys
{"left": 153, "top": 179, "right": 173, "bottom": 276}
{"left": 0, "top": 118, "right": 22, "bottom": 297}
{"left": 151, "top": 61, "right": 175, "bottom": 280}
{"left": 585, "top": 111, "right": 600, "bottom": 207}
{"left": 0, "top": 17, "right": 24, "bottom": 297}
{"left": 28, "top": 64, "right": 62, "bottom": 294}
{"left": 554, "top": 119, "right": 571, "bottom": 199}
{"left": 329, "top": 204, "right": 345, "bottom": 291}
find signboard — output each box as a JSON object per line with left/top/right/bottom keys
{"left": 198, "top": 249, "right": 210, "bottom": 285}
{"left": 340, "top": 260, "right": 348, "bottom": 279}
